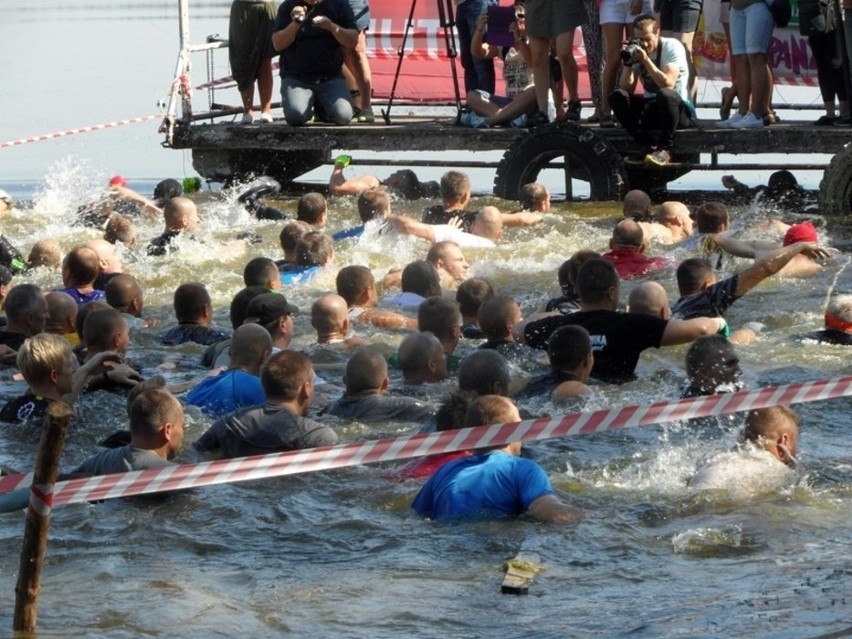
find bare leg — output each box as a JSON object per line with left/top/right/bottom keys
{"left": 257, "top": 57, "right": 274, "bottom": 116}
{"left": 484, "top": 88, "right": 538, "bottom": 125}
{"left": 733, "top": 54, "right": 750, "bottom": 116}
{"left": 353, "top": 31, "right": 373, "bottom": 115}
{"left": 240, "top": 86, "right": 255, "bottom": 116}
{"left": 748, "top": 52, "right": 770, "bottom": 116}
{"left": 601, "top": 23, "right": 627, "bottom": 117}
{"left": 529, "top": 35, "right": 553, "bottom": 114}
{"left": 556, "top": 30, "right": 579, "bottom": 102}
{"left": 466, "top": 91, "right": 501, "bottom": 117}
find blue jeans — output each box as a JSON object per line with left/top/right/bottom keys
{"left": 455, "top": 0, "right": 496, "bottom": 94}
{"left": 281, "top": 75, "right": 353, "bottom": 126}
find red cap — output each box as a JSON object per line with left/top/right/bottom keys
{"left": 783, "top": 221, "right": 818, "bottom": 246}
{"left": 109, "top": 175, "right": 128, "bottom": 187}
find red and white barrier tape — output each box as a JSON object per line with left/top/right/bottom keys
{"left": 0, "top": 114, "right": 161, "bottom": 149}
{"left": 2, "top": 376, "right": 850, "bottom": 506}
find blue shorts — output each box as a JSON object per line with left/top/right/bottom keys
{"left": 730, "top": 1, "right": 773, "bottom": 55}
{"left": 347, "top": 0, "right": 370, "bottom": 31}
{"left": 658, "top": 0, "right": 704, "bottom": 33}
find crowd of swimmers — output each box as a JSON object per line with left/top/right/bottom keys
{"left": 0, "top": 167, "right": 842, "bottom": 522}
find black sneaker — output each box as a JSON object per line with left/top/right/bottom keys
{"left": 526, "top": 110, "right": 549, "bottom": 129}
{"left": 566, "top": 100, "right": 582, "bottom": 121}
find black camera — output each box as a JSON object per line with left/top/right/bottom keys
{"left": 620, "top": 38, "right": 643, "bottom": 63}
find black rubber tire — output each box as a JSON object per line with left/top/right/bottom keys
{"left": 493, "top": 123, "right": 625, "bottom": 200}
{"left": 819, "top": 143, "right": 852, "bottom": 215}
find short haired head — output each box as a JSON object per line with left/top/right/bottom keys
{"left": 560, "top": 250, "right": 601, "bottom": 296}
{"left": 75, "top": 301, "right": 110, "bottom": 344}
{"left": 610, "top": 219, "right": 644, "bottom": 249}
{"left": 336, "top": 265, "right": 374, "bottom": 306}
{"left": 440, "top": 170, "right": 471, "bottom": 206}
{"left": 623, "top": 189, "right": 652, "bottom": 221}
{"left": 576, "top": 258, "right": 620, "bottom": 305}
{"left": 297, "top": 192, "right": 327, "bottom": 225}
{"left": 83, "top": 238, "right": 122, "bottom": 275}
{"left": 676, "top": 257, "right": 715, "bottom": 297}
{"left": 230, "top": 285, "right": 269, "bottom": 329}
{"left": 343, "top": 347, "right": 388, "bottom": 394}
{"left": 104, "top": 214, "right": 137, "bottom": 247}
{"left": 128, "top": 387, "right": 185, "bottom": 457}
{"left": 426, "top": 241, "right": 469, "bottom": 284}
{"left": 83, "top": 307, "right": 129, "bottom": 354}
{"left": 243, "top": 256, "right": 280, "bottom": 288}
{"left": 164, "top": 196, "right": 199, "bottom": 231}
{"left": 384, "top": 169, "right": 427, "bottom": 200}
{"left": 470, "top": 206, "right": 503, "bottom": 241}
{"left": 62, "top": 246, "right": 100, "bottom": 287}
{"left": 458, "top": 350, "right": 511, "bottom": 396}
{"left": 398, "top": 332, "right": 447, "bottom": 384}
{"left": 548, "top": 325, "right": 592, "bottom": 371}
{"left": 261, "top": 350, "right": 313, "bottom": 400}
{"left": 311, "top": 293, "right": 348, "bottom": 335}
{"left": 627, "top": 281, "right": 670, "bottom": 318}
{"left": 45, "top": 291, "right": 78, "bottom": 334}
{"left": 153, "top": 178, "right": 183, "bottom": 207}
{"left": 17, "top": 333, "right": 72, "bottom": 386}
{"left": 279, "top": 220, "right": 311, "bottom": 255}
{"left": 229, "top": 323, "right": 273, "bottom": 368}
{"left": 767, "top": 170, "right": 798, "bottom": 194}
{"left": 478, "top": 294, "right": 521, "bottom": 342}
{"left": 632, "top": 13, "right": 658, "bottom": 32}
{"left": 519, "top": 183, "right": 550, "bottom": 212}
{"left": 695, "top": 202, "right": 729, "bottom": 233}
{"left": 463, "top": 395, "right": 521, "bottom": 428}
{"left": 105, "top": 273, "right": 144, "bottom": 316}
{"left": 357, "top": 188, "right": 390, "bottom": 222}
{"left": 28, "top": 239, "right": 62, "bottom": 269}
{"left": 742, "top": 405, "right": 799, "bottom": 464}
{"left": 295, "top": 231, "right": 334, "bottom": 267}
{"left": 656, "top": 201, "right": 694, "bottom": 235}
{"left": 401, "top": 260, "right": 442, "bottom": 298}
{"left": 418, "top": 296, "right": 461, "bottom": 342}
{"left": 5, "top": 284, "right": 47, "bottom": 334}
{"left": 173, "top": 282, "right": 211, "bottom": 323}
{"left": 456, "top": 277, "right": 494, "bottom": 318}
{"left": 825, "top": 294, "right": 852, "bottom": 332}
{"left": 685, "top": 335, "right": 741, "bottom": 391}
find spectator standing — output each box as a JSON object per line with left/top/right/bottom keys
{"left": 229, "top": 0, "right": 279, "bottom": 123}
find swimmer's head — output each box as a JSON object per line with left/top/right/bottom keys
{"left": 164, "top": 196, "right": 199, "bottom": 232}
{"left": 742, "top": 405, "right": 799, "bottom": 466}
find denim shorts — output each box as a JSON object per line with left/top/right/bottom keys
{"left": 658, "top": 0, "right": 704, "bottom": 32}
{"left": 730, "top": 1, "right": 774, "bottom": 55}
{"left": 347, "top": 0, "right": 370, "bottom": 31}
{"left": 599, "top": 0, "right": 654, "bottom": 25}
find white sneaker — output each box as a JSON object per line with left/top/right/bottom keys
{"left": 729, "top": 112, "right": 764, "bottom": 129}
{"left": 460, "top": 112, "right": 488, "bottom": 129}
{"left": 715, "top": 112, "right": 744, "bottom": 128}
{"left": 258, "top": 112, "right": 273, "bottom": 123}
{"left": 241, "top": 113, "right": 254, "bottom": 124}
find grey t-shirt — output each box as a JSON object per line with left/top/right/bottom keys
{"left": 321, "top": 392, "right": 434, "bottom": 422}
{"left": 74, "top": 445, "right": 172, "bottom": 475}
{"left": 194, "top": 403, "right": 339, "bottom": 458}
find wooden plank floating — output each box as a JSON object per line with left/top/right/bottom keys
{"left": 501, "top": 554, "right": 544, "bottom": 595}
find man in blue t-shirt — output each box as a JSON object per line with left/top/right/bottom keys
{"left": 185, "top": 324, "right": 271, "bottom": 416}
{"left": 412, "top": 396, "right": 583, "bottom": 524}
{"left": 272, "top": 0, "right": 358, "bottom": 126}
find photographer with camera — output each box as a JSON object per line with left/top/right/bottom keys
{"left": 271, "top": 0, "right": 359, "bottom": 126}
{"left": 609, "top": 14, "right": 696, "bottom": 167}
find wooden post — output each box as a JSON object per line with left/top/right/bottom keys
{"left": 13, "top": 401, "right": 73, "bottom": 633}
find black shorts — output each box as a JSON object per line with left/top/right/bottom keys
{"left": 658, "top": 0, "right": 704, "bottom": 33}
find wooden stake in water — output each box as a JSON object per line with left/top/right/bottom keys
{"left": 13, "top": 402, "right": 73, "bottom": 633}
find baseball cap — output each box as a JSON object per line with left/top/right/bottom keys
{"left": 783, "top": 221, "right": 818, "bottom": 246}
{"left": 245, "top": 293, "right": 299, "bottom": 325}
{"left": 109, "top": 175, "right": 128, "bottom": 187}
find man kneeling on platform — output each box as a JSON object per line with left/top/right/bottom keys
{"left": 610, "top": 14, "right": 696, "bottom": 167}
{"left": 194, "top": 350, "right": 338, "bottom": 458}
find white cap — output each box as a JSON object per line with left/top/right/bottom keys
{"left": 0, "top": 190, "right": 11, "bottom": 204}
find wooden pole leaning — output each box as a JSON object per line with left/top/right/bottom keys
{"left": 13, "top": 401, "right": 73, "bottom": 633}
